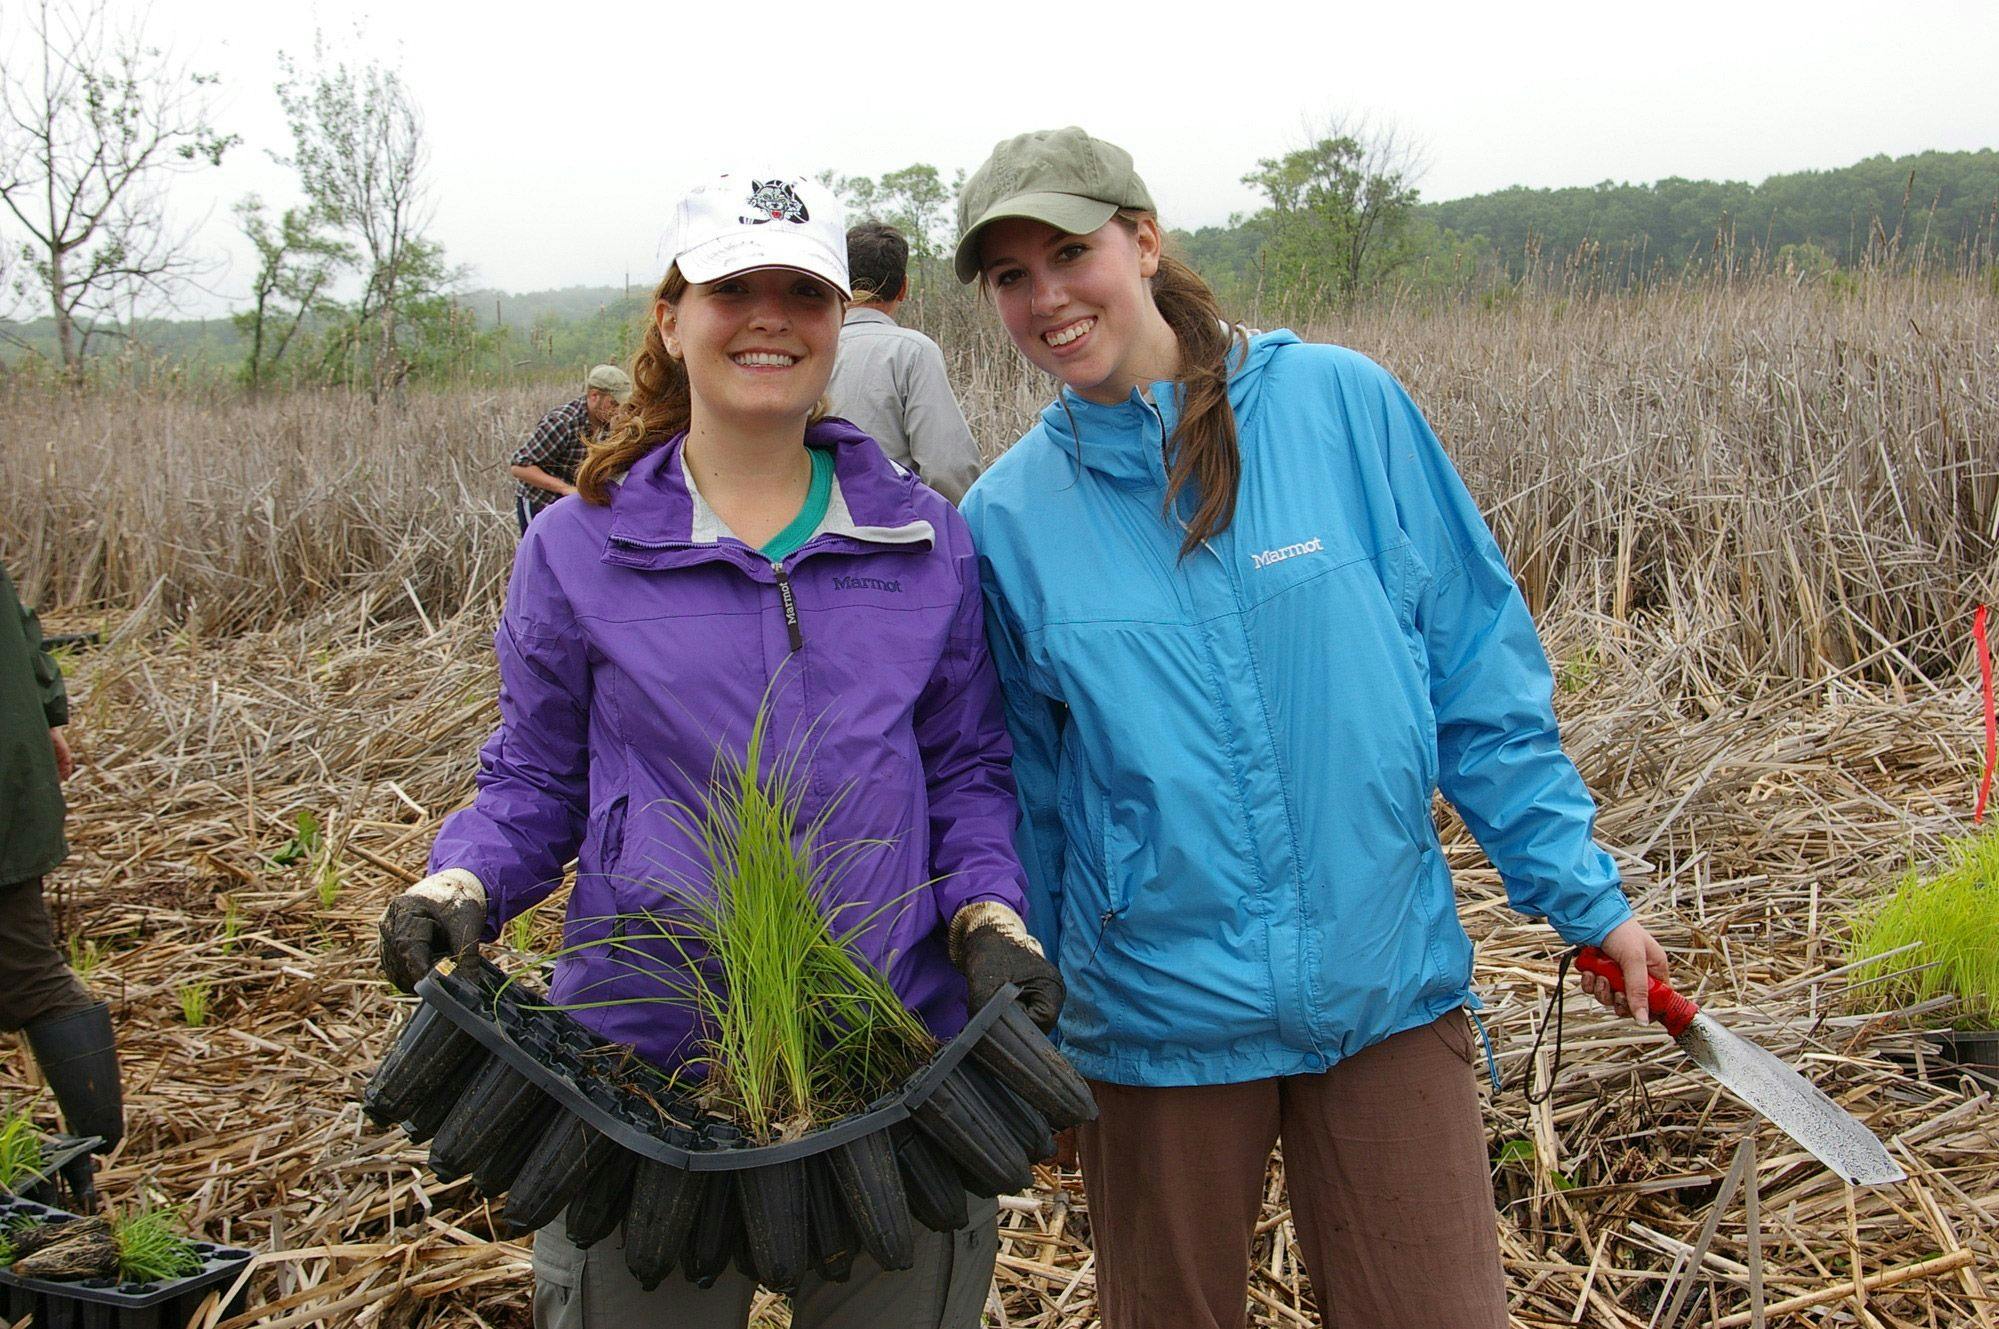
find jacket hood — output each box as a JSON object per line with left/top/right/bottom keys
{"left": 603, "top": 415, "right": 933, "bottom": 566}
{"left": 1034, "top": 328, "right": 1301, "bottom": 488}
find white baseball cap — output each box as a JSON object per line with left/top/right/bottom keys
{"left": 665, "top": 172, "right": 851, "bottom": 298}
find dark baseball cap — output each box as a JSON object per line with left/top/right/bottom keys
{"left": 953, "top": 127, "right": 1157, "bottom": 284}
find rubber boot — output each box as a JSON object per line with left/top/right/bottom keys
{"left": 24, "top": 1001, "right": 125, "bottom": 1150}
{"left": 24, "top": 1001, "right": 124, "bottom": 1209}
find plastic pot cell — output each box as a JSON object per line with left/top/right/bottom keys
{"left": 908, "top": 1065, "right": 1034, "bottom": 1197}
{"left": 1937, "top": 1030, "right": 1999, "bottom": 1083}
{"left": 363, "top": 1000, "right": 487, "bottom": 1127}
{"left": 804, "top": 1156, "right": 858, "bottom": 1282}
{"left": 562, "top": 1149, "right": 636, "bottom": 1250}
{"left": 502, "top": 1114, "right": 625, "bottom": 1235}
{"left": 965, "top": 1061, "right": 1056, "bottom": 1165}
{"left": 427, "top": 1057, "right": 555, "bottom": 1185}
{"left": 970, "top": 1000, "right": 1097, "bottom": 1130}
{"left": 890, "top": 1123, "right": 969, "bottom": 1234}
{"left": 682, "top": 1174, "right": 743, "bottom": 1288}
{"left": 734, "top": 1158, "right": 810, "bottom": 1292}
{"left": 622, "top": 1156, "right": 704, "bottom": 1291}
{"left": 827, "top": 1126, "right": 913, "bottom": 1271}
{"left": 7, "top": 1133, "right": 102, "bottom": 1212}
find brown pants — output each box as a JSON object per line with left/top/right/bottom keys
{"left": 0, "top": 877, "right": 94, "bottom": 1034}
{"left": 1077, "top": 1011, "right": 1506, "bottom": 1329}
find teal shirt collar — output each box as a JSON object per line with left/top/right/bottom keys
{"left": 760, "top": 444, "right": 836, "bottom": 562}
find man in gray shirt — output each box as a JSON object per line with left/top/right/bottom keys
{"left": 826, "top": 223, "right": 982, "bottom": 504}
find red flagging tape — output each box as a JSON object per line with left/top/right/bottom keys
{"left": 1977, "top": 604, "right": 1995, "bottom": 824}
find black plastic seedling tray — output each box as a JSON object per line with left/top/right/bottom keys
{"left": 364, "top": 956, "right": 1094, "bottom": 1293}
{"left": 2, "top": 1133, "right": 102, "bottom": 1210}
{"left": 0, "top": 1194, "right": 254, "bottom": 1329}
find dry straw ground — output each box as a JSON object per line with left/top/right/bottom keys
{"left": 2, "top": 270, "right": 1996, "bottom": 1327}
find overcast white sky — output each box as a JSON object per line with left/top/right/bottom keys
{"left": 8, "top": 0, "right": 1999, "bottom": 316}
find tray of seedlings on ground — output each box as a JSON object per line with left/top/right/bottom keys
{"left": 365, "top": 705, "right": 1093, "bottom": 1293}
{"left": 0, "top": 1193, "right": 254, "bottom": 1329}
{"left": 0, "top": 1110, "right": 101, "bottom": 1210}
{"left": 1849, "top": 823, "right": 1999, "bottom": 1086}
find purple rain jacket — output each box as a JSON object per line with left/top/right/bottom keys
{"left": 429, "top": 418, "right": 1028, "bottom": 1071}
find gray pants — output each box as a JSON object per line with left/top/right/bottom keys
{"left": 531, "top": 1197, "right": 998, "bottom": 1329}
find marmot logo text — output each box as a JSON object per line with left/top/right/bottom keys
{"left": 1250, "top": 537, "right": 1324, "bottom": 570}
{"left": 833, "top": 575, "right": 902, "bottom": 593}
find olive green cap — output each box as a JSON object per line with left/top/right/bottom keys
{"left": 586, "top": 363, "right": 633, "bottom": 401}
{"left": 953, "top": 126, "right": 1156, "bottom": 283}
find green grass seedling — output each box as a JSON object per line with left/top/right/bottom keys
{"left": 535, "top": 694, "right": 936, "bottom": 1143}
{"left": 179, "top": 981, "right": 213, "bottom": 1028}
{"left": 1848, "top": 824, "right": 1999, "bottom": 1029}
{"left": 315, "top": 857, "right": 342, "bottom": 909}
{"left": 66, "top": 934, "right": 102, "bottom": 984}
{"left": 0, "top": 1110, "right": 49, "bottom": 1191}
{"left": 1558, "top": 643, "right": 1602, "bottom": 694}
{"left": 112, "top": 1203, "right": 202, "bottom": 1282}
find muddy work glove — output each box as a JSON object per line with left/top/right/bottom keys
{"left": 379, "top": 869, "right": 487, "bottom": 993}
{"left": 950, "top": 901, "right": 1064, "bottom": 1032}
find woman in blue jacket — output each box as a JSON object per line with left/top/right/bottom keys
{"left": 955, "top": 127, "right": 1669, "bottom": 1329}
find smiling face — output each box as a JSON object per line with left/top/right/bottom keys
{"left": 656, "top": 267, "right": 845, "bottom": 435}
{"left": 978, "top": 214, "right": 1181, "bottom": 405}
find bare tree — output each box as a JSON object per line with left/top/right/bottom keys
{"left": 0, "top": 0, "right": 235, "bottom": 373}
{"left": 276, "top": 33, "right": 444, "bottom": 397}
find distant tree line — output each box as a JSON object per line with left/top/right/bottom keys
{"left": 1423, "top": 150, "right": 1999, "bottom": 277}
{"left": 1177, "top": 145, "right": 1999, "bottom": 315}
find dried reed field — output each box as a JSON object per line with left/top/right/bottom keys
{"left": 3, "top": 272, "right": 1997, "bottom": 1328}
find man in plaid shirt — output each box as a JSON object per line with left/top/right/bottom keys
{"left": 509, "top": 364, "right": 633, "bottom": 532}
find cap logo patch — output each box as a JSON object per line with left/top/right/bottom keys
{"left": 742, "top": 179, "right": 810, "bottom": 226}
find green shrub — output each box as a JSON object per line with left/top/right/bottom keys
{"left": 1847, "top": 826, "right": 1999, "bottom": 1028}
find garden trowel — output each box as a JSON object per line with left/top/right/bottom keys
{"left": 1574, "top": 947, "right": 1905, "bottom": 1186}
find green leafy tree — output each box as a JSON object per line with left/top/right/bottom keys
{"left": 232, "top": 195, "right": 352, "bottom": 390}
{"left": 1242, "top": 120, "right": 1423, "bottom": 304}
{"left": 821, "top": 163, "right": 963, "bottom": 262}
{"left": 0, "top": 0, "right": 236, "bottom": 374}
{"left": 275, "top": 31, "right": 453, "bottom": 397}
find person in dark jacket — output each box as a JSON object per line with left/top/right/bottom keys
{"left": 377, "top": 170, "right": 1060, "bottom": 1328}
{"left": 1, "top": 559, "right": 124, "bottom": 1195}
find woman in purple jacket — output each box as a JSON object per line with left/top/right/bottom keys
{"left": 375, "top": 172, "right": 1061, "bottom": 1328}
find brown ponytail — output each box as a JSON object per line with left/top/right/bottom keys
{"left": 1119, "top": 212, "right": 1245, "bottom": 558}
{"left": 576, "top": 267, "right": 693, "bottom": 505}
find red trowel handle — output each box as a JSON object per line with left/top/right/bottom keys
{"left": 1574, "top": 947, "right": 1698, "bottom": 1037}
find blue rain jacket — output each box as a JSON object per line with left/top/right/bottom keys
{"left": 960, "top": 331, "right": 1630, "bottom": 1086}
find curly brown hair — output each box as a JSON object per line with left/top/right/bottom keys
{"left": 576, "top": 267, "right": 693, "bottom": 506}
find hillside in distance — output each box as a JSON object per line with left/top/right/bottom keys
{"left": 1421, "top": 148, "right": 1999, "bottom": 270}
